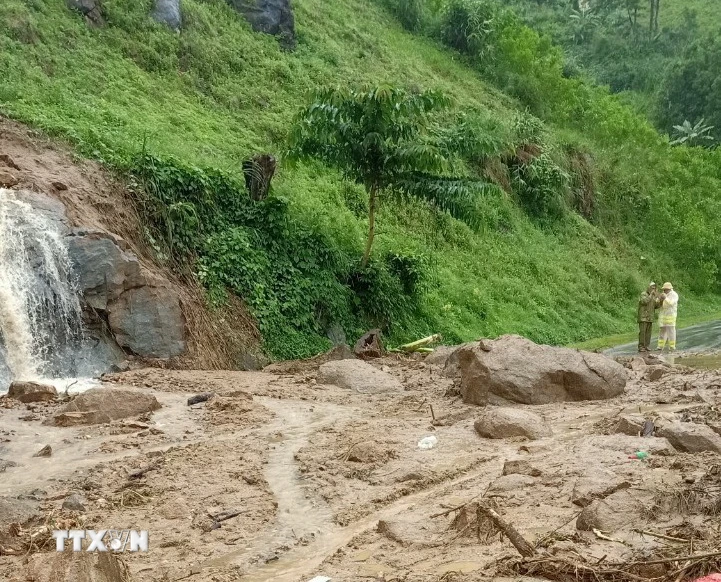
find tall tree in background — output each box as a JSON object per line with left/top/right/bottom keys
{"left": 287, "top": 86, "right": 489, "bottom": 267}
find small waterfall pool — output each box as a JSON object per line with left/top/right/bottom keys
{"left": 0, "top": 188, "right": 103, "bottom": 394}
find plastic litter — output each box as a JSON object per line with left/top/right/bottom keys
{"left": 307, "top": 577, "right": 331, "bottom": 582}
{"left": 418, "top": 435, "right": 438, "bottom": 450}
{"left": 628, "top": 451, "right": 649, "bottom": 460}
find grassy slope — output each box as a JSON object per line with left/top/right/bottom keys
{"left": 0, "top": 0, "right": 719, "bottom": 353}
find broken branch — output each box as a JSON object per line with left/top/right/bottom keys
{"left": 477, "top": 502, "right": 535, "bottom": 557}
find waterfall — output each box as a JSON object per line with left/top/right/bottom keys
{"left": 0, "top": 188, "right": 85, "bottom": 392}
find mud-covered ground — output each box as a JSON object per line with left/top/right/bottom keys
{"left": 2, "top": 351, "right": 721, "bottom": 582}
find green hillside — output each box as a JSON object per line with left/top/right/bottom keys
{"left": 1, "top": 0, "right": 720, "bottom": 360}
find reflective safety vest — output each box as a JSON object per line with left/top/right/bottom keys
{"left": 659, "top": 290, "right": 678, "bottom": 326}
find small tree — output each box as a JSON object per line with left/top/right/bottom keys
{"left": 288, "top": 86, "right": 487, "bottom": 267}
{"left": 670, "top": 118, "right": 715, "bottom": 146}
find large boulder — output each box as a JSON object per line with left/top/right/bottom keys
{"left": 473, "top": 407, "right": 551, "bottom": 440}
{"left": 50, "top": 388, "right": 161, "bottom": 426}
{"left": 317, "top": 360, "right": 403, "bottom": 394}
{"left": 152, "top": 0, "right": 182, "bottom": 30}
{"left": 658, "top": 422, "right": 721, "bottom": 454}
{"left": 226, "top": 0, "right": 295, "bottom": 48}
{"left": 457, "top": 336, "right": 627, "bottom": 405}
{"left": 108, "top": 284, "right": 186, "bottom": 358}
{"left": 7, "top": 381, "right": 57, "bottom": 403}
{"left": 572, "top": 472, "right": 630, "bottom": 507}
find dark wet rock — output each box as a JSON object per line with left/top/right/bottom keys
{"left": 187, "top": 392, "right": 215, "bottom": 406}
{"left": 152, "top": 0, "right": 182, "bottom": 30}
{"left": 658, "top": 422, "right": 721, "bottom": 454}
{"left": 474, "top": 407, "right": 551, "bottom": 440}
{"left": 51, "top": 388, "right": 161, "bottom": 426}
{"left": 33, "top": 444, "right": 52, "bottom": 458}
{"left": 8, "top": 381, "right": 57, "bottom": 403}
{"left": 62, "top": 493, "right": 87, "bottom": 512}
{"left": 458, "top": 335, "right": 627, "bottom": 406}
{"left": 0, "top": 459, "right": 18, "bottom": 473}
{"left": 317, "top": 359, "right": 402, "bottom": 394}
{"left": 226, "top": 0, "right": 296, "bottom": 49}
{"left": 645, "top": 365, "right": 668, "bottom": 382}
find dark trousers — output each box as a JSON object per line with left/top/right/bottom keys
{"left": 638, "top": 321, "right": 652, "bottom": 351}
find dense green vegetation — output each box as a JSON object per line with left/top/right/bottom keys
{"left": 1, "top": 0, "right": 720, "bottom": 360}
{"left": 495, "top": 0, "right": 721, "bottom": 142}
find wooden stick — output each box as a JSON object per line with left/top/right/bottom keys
{"left": 633, "top": 529, "right": 689, "bottom": 543}
{"left": 477, "top": 503, "right": 535, "bottom": 557}
{"left": 429, "top": 404, "right": 435, "bottom": 422}
{"left": 618, "top": 550, "right": 721, "bottom": 567}
{"left": 128, "top": 461, "right": 162, "bottom": 480}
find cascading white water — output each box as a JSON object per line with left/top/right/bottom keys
{"left": 0, "top": 188, "right": 85, "bottom": 392}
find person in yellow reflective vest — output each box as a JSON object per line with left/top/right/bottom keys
{"left": 657, "top": 282, "right": 679, "bottom": 351}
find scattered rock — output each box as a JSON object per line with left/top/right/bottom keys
{"left": 0, "top": 170, "right": 18, "bottom": 188}
{"left": 353, "top": 329, "right": 384, "bottom": 359}
{"left": 226, "top": 0, "right": 296, "bottom": 49}
{"left": 585, "top": 434, "right": 676, "bottom": 456}
{"left": 0, "top": 154, "right": 21, "bottom": 170}
{"left": 474, "top": 407, "right": 551, "bottom": 440}
{"left": 658, "top": 422, "right": 721, "bottom": 454}
{"left": 51, "top": 181, "right": 69, "bottom": 191}
{"left": 188, "top": 392, "right": 215, "bottom": 406}
{"left": 317, "top": 360, "right": 403, "bottom": 394}
{"left": 645, "top": 365, "right": 668, "bottom": 382}
{"left": 7, "top": 381, "right": 57, "bottom": 403}
{"left": 628, "top": 357, "right": 647, "bottom": 372}
{"left": 53, "top": 411, "right": 111, "bottom": 426}
{"left": 51, "top": 388, "right": 161, "bottom": 426}
{"left": 62, "top": 493, "right": 87, "bottom": 512}
{"left": 152, "top": 0, "right": 181, "bottom": 30}
{"left": 572, "top": 473, "right": 631, "bottom": 507}
{"left": 347, "top": 442, "right": 394, "bottom": 464}
{"left": 616, "top": 414, "right": 646, "bottom": 436}
{"left": 489, "top": 473, "right": 537, "bottom": 492}
{"left": 457, "top": 336, "right": 626, "bottom": 406}
{"left": 0, "top": 497, "right": 40, "bottom": 528}
{"left": 158, "top": 496, "right": 191, "bottom": 520}
{"left": 33, "top": 445, "right": 52, "bottom": 458}
{"left": 502, "top": 459, "right": 542, "bottom": 477}
{"left": 0, "top": 459, "right": 18, "bottom": 472}
{"left": 576, "top": 490, "right": 638, "bottom": 532}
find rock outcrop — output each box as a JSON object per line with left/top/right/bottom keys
{"left": 457, "top": 336, "right": 627, "bottom": 405}
{"left": 66, "top": 0, "right": 104, "bottom": 26}
{"left": 317, "top": 360, "right": 403, "bottom": 394}
{"left": 67, "top": 228, "right": 187, "bottom": 359}
{"left": 227, "top": 0, "right": 296, "bottom": 48}
{"left": 473, "top": 407, "right": 551, "bottom": 440}
{"left": 151, "top": 0, "right": 182, "bottom": 30}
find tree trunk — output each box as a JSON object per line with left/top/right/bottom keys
{"left": 242, "top": 154, "right": 276, "bottom": 201}
{"left": 654, "top": 0, "right": 660, "bottom": 31}
{"left": 360, "top": 184, "right": 378, "bottom": 268}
